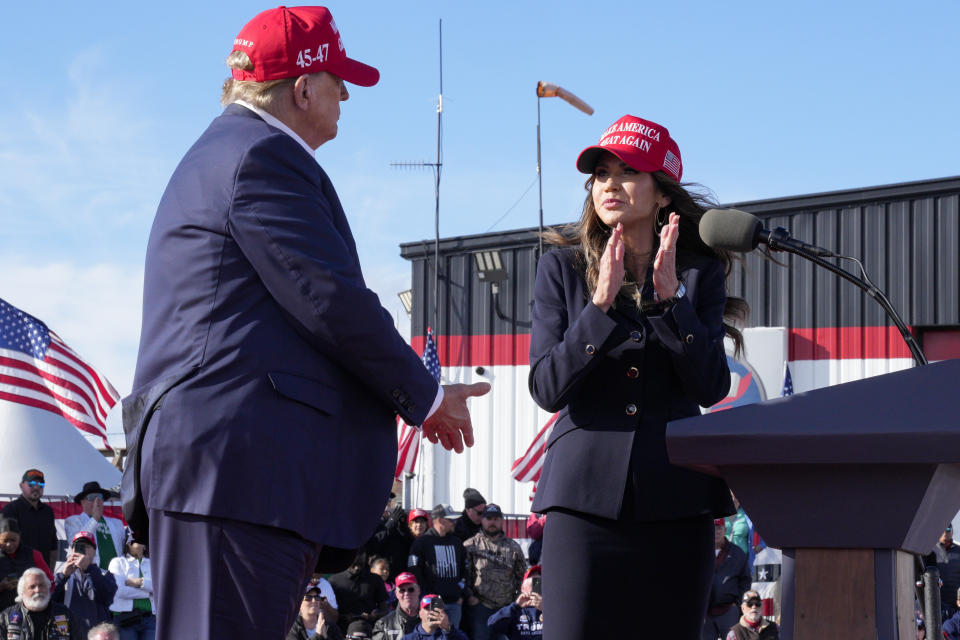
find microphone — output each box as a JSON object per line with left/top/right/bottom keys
{"left": 699, "top": 208, "right": 835, "bottom": 257}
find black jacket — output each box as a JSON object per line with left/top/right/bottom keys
{"left": 52, "top": 565, "right": 118, "bottom": 639}
{"left": 529, "top": 247, "right": 735, "bottom": 521}
{"left": 407, "top": 529, "right": 467, "bottom": 602}
{"left": 328, "top": 567, "right": 387, "bottom": 627}
{"left": 372, "top": 607, "right": 419, "bottom": 640}
{"left": 0, "top": 545, "right": 48, "bottom": 611}
{"left": 364, "top": 507, "right": 414, "bottom": 582}
{"left": 0, "top": 601, "right": 81, "bottom": 640}
{"left": 286, "top": 614, "right": 345, "bottom": 640}
{"left": 0, "top": 498, "right": 58, "bottom": 560}
{"left": 709, "top": 541, "right": 752, "bottom": 608}
{"left": 453, "top": 516, "right": 480, "bottom": 543}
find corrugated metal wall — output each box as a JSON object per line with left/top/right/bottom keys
{"left": 403, "top": 176, "right": 960, "bottom": 341}
{"left": 399, "top": 176, "right": 960, "bottom": 513}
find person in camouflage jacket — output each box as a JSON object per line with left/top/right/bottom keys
{"left": 463, "top": 505, "right": 527, "bottom": 640}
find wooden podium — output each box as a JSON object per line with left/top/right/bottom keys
{"left": 667, "top": 359, "right": 960, "bottom": 640}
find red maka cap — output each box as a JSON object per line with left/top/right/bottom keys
{"left": 395, "top": 572, "right": 418, "bottom": 587}
{"left": 420, "top": 594, "right": 440, "bottom": 610}
{"left": 576, "top": 114, "right": 682, "bottom": 181}
{"left": 72, "top": 531, "right": 96, "bottom": 549}
{"left": 524, "top": 565, "right": 542, "bottom": 580}
{"left": 231, "top": 6, "right": 379, "bottom": 86}
{"left": 407, "top": 509, "right": 431, "bottom": 525}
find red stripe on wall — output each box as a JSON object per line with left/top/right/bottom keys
{"left": 412, "top": 326, "right": 916, "bottom": 367}
{"left": 923, "top": 330, "right": 960, "bottom": 361}
{"left": 788, "top": 326, "right": 914, "bottom": 360}
{"left": 410, "top": 334, "right": 533, "bottom": 368}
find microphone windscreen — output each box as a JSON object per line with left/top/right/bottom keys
{"left": 699, "top": 208, "right": 762, "bottom": 252}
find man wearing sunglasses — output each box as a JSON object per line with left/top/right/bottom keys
{"left": 724, "top": 590, "right": 778, "bottom": 640}
{"left": 1, "top": 470, "right": 58, "bottom": 570}
{"left": 287, "top": 583, "right": 344, "bottom": 640}
{"left": 453, "top": 489, "right": 486, "bottom": 543}
{"left": 63, "top": 482, "right": 124, "bottom": 570}
{"left": 372, "top": 572, "right": 421, "bottom": 640}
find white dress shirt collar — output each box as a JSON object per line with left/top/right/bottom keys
{"left": 233, "top": 100, "right": 315, "bottom": 159}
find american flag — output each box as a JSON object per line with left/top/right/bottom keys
{"left": 663, "top": 149, "right": 682, "bottom": 180}
{"left": 395, "top": 327, "right": 441, "bottom": 478}
{"left": 511, "top": 413, "right": 557, "bottom": 487}
{"left": 782, "top": 363, "right": 794, "bottom": 397}
{"left": 0, "top": 298, "right": 118, "bottom": 449}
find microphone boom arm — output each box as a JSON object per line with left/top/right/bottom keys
{"left": 772, "top": 243, "right": 928, "bottom": 367}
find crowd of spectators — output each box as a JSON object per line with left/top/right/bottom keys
{"left": 4, "top": 469, "right": 954, "bottom": 639}
{"left": 0, "top": 470, "right": 153, "bottom": 640}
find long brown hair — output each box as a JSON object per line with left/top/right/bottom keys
{"left": 543, "top": 171, "right": 748, "bottom": 355}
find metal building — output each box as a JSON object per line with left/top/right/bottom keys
{"left": 399, "top": 176, "right": 960, "bottom": 514}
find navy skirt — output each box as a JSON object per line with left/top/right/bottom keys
{"left": 540, "top": 509, "right": 715, "bottom": 639}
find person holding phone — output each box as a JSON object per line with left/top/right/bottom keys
{"left": 487, "top": 574, "right": 543, "bottom": 640}
{"left": 529, "top": 114, "right": 748, "bottom": 639}
{"left": 400, "top": 595, "right": 466, "bottom": 640}
{"left": 53, "top": 532, "right": 117, "bottom": 639}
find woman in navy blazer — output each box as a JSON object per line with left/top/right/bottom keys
{"left": 528, "top": 115, "right": 747, "bottom": 639}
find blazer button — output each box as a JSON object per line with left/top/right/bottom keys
{"left": 625, "top": 403, "right": 638, "bottom": 416}
{"left": 626, "top": 366, "right": 639, "bottom": 379}
{"left": 630, "top": 330, "right": 642, "bottom": 342}
{"left": 685, "top": 334, "right": 695, "bottom": 344}
{"left": 585, "top": 344, "right": 596, "bottom": 356}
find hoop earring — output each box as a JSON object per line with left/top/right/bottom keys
{"left": 655, "top": 207, "right": 666, "bottom": 233}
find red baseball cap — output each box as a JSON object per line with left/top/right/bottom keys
{"left": 407, "top": 509, "right": 431, "bottom": 525}
{"left": 230, "top": 6, "right": 379, "bottom": 86}
{"left": 72, "top": 531, "right": 96, "bottom": 549}
{"left": 576, "top": 114, "right": 682, "bottom": 182}
{"left": 395, "top": 572, "right": 418, "bottom": 587}
{"left": 524, "top": 565, "right": 542, "bottom": 580}
{"left": 420, "top": 594, "right": 441, "bottom": 610}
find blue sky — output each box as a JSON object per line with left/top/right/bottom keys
{"left": 2, "top": 1, "right": 958, "bottom": 438}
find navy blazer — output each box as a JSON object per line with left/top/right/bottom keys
{"left": 123, "top": 105, "right": 437, "bottom": 550}
{"left": 529, "top": 246, "right": 735, "bottom": 521}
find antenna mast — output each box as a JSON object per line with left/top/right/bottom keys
{"left": 391, "top": 20, "right": 443, "bottom": 336}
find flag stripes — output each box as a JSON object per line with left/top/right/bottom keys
{"left": 511, "top": 413, "right": 557, "bottom": 484}
{"left": 395, "top": 328, "right": 441, "bottom": 478}
{"left": 0, "top": 298, "right": 118, "bottom": 448}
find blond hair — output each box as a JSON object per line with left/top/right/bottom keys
{"left": 220, "top": 50, "right": 296, "bottom": 108}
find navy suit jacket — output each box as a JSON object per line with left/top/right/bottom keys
{"left": 122, "top": 104, "right": 437, "bottom": 551}
{"left": 529, "top": 246, "right": 735, "bottom": 521}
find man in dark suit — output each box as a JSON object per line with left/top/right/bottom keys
{"left": 121, "top": 7, "right": 488, "bottom": 639}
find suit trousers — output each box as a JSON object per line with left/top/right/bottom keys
{"left": 147, "top": 509, "right": 321, "bottom": 639}
{"left": 541, "top": 510, "right": 714, "bottom": 640}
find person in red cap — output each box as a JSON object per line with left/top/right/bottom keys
{"left": 372, "top": 572, "right": 421, "bottom": 640}
{"left": 403, "top": 595, "right": 468, "bottom": 640}
{"left": 407, "top": 509, "right": 431, "bottom": 540}
{"left": 122, "top": 6, "right": 489, "bottom": 639}
{"left": 52, "top": 532, "right": 117, "bottom": 638}
{"left": 528, "top": 114, "right": 748, "bottom": 639}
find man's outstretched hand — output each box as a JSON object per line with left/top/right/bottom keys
{"left": 421, "top": 382, "right": 491, "bottom": 453}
